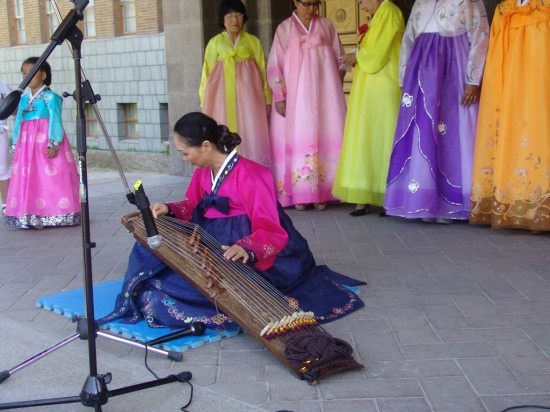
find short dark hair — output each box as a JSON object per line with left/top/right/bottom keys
{"left": 21, "top": 57, "right": 52, "bottom": 86}
{"left": 174, "top": 112, "right": 242, "bottom": 154}
{"left": 217, "top": 0, "right": 248, "bottom": 29}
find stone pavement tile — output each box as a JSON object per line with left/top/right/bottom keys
{"left": 29, "top": 309, "right": 72, "bottom": 332}
{"left": 420, "top": 376, "right": 486, "bottom": 412}
{"left": 504, "top": 271, "right": 550, "bottom": 293}
{"left": 418, "top": 303, "right": 465, "bottom": 317}
{"left": 402, "top": 342, "right": 496, "bottom": 360}
{"left": 467, "top": 373, "right": 528, "bottom": 395}
{"left": 363, "top": 270, "right": 402, "bottom": 287}
{"left": 426, "top": 313, "right": 474, "bottom": 330}
{"left": 407, "top": 282, "right": 481, "bottom": 295}
{"left": 438, "top": 327, "right": 526, "bottom": 343}
{"left": 366, "top": 359, "right": 461, "bottom": 378}
{"left": 474, "top": 282, "right": 528, "bottom": 303}
{"left": 346, "top": 318, "right": 391, "bottom": 332}
{"left": 268, "top": 379, "right": 319, "bottom": 402}
{"left": 521, "top": 288, "right": 550, "bottom": 301}
{"left": 5, "top": 307, "right": 41, "bottom": 322}
{"left": 323, "top": 399, "right": 378, "bottom": 412}
{"left": 0, "top": 289, "right": 26, "bottom": 310}
{"left": 353, "top": 331, "right": 403, "bottom": 362}
{"left": 389, "top": 317, "right": 442, "bottom": 345}
{"left": 467, "top": 314, "right": 547, "bottom": 328}
{"left": 497, "top": 300, "right": 550, "bottom": 315}
{"left": 521, "top": 324, "right": 550, "bottom": 354}
{"left": 450, "top": 293, "right": 502, "bottom": 315}
{"left": 377, "top": 397, "right": 433, "bottom": 412}
{"left": 517, "top": 373, "right": 550, "bottom": 392}
{"left": 207, "top": 381, "right": 268, "bottom": 405}
{"left": 416, "top": 254, "right": 457, "bottom": 270}
{"left": 217, "top": 364, "right": 265, "bottom": 383}
{"left": 319, "top": 377, "right": 424, "bottom": 399}
{"left": 458, "top": 357, "right": 514, "bottom": 375}
{"left": 492, "top": 340, "right": 550, "bottom": 374}
{"left": 220, "top": 347, "right": 281, "bottom": 368}
{"left": 482, "top": 394, "right": 550, "bottom": 412}
{"left": 262, "top": 400, "right": 323, "bottom": 412}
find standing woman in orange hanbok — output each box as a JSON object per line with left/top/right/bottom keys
{"left": 470, "top": 0, "right": 550, "bottom": 231}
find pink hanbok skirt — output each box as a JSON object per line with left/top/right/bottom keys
{"left": 5, "top": 118, "right": 81, "bottom": 228}
{"left": 202, "top": 60, "right": 272, "bottom": 168}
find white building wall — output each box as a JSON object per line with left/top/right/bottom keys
{"left": 0, "top": 33, "right": 168, "bottom": 152}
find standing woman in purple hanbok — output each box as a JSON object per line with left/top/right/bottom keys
{"left": 200, "top": 0, "right": 272, "bottom": 167}
{"left": 267, "top": 0, "right": 347, "bottom": 210}
{"left": 4, "top": 57, "right": 81, "bottom": 229}
{"left": 383, "top": 0, "right": 489, "bottom": 224}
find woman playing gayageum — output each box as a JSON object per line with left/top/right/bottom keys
{"left": 102, "top": 113, "right": 365, "bottom": 331}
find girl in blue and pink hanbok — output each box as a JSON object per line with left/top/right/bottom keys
{"left": 5, "top": 57, "right": 80, "bottom": 229}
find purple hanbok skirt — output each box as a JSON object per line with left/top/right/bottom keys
{"left": 384, "top": 33, "right": 479, "bottom": 220}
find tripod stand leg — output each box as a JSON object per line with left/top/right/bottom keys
{"left": 97, "top": 331, "right": 183, "bottom": 362}
{"left": 0, "top": 333, "right": 80, "bottom": 384}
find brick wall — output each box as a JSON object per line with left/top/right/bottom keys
{"left": 0, "top": 0, "right": 163, "bottom": 46}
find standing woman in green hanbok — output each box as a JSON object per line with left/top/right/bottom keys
{"left": 332, "top": 0, "right": 404, "bottom": 216}
{"left": 199, "top": 0, "right": 272, "bottom": 168}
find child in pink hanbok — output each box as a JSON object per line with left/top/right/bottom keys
{"left": 5, "top": 57, "right": 81, "bottom": 229}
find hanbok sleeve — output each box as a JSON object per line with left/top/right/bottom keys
{"left": 199, "top": 35, "right": 219, "bottom": 107}
{"left": 249, "top": 34, "right": 272, "bottom": 105}
{"left": 356, "top": 3, "right": 404, "bottom": 75}
{"left": 166, "top": 170, "right": 204, "bottom": 222}
{"left": 325, "top": 18, "right": 345, "bottom": 70}
{"left": 44, "top": 91, "right": 64, "bottom": 144}
{"left": 267, "top": 23, "right": 287, "bottom": 103}
{"left": 399, "top": 4, "right": 418, "bottom": 86}
{"left": 11, "top": 97, "right": 25, "bottom": 146}
{"left": 464, "top": 0, "right": 490, "bottom": 85}
{"left": 234, "top": 163, "right": 289, "bottom": 271}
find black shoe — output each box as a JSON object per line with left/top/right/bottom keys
{"left": 378, "top": 208, "right": 387, "bottom": 217}
{"left": 350, "top": 205, "right": 370, "bottom": 217}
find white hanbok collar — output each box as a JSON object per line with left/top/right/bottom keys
{"left": 28, "top": 84, "right": 47, "bottom": 104}
{"left": 211, "top": 149, "right": 238, "bottom": 191}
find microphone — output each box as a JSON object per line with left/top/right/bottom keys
{"left": 133, "top": 180, "right": 162, "bottom": 249}
{"left": 0, "top": 90, "right": 22, "bottom": 120}
{"left": 145, "top": 322, "right": 207, "bottom": 347}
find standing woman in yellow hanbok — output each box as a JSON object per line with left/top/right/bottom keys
{"left": 199, "top": 0, "right": 272, "bottom": 167}
{"left": 332, "top": 0, "right": 404, "bottom": 216}
{"left": 470, "top": 0, "right": 550, "bottom": 231}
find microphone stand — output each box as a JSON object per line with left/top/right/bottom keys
{"left": 0, "top": 1, "right": 192, "bottom": 410}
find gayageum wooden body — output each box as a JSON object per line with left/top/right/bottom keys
{"left": 122, "top": 212, "right": 363, "bottom": 384}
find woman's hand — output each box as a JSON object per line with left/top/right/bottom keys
{"left": 275, "top": 101, "right": 286, "bottom": 117}
{"left": 150, "top": 202, "right": 169, "bottom": 219}
{"left": 461, "top": 84, "right": 480, "bottom": 107}
{"left": 46, "top": 148, "right": 58, "bottom": 158}
{"left": 340, "top": 53, "right": 357, "bottom": 67}
{"left": 222, "top": 244, "right": 250, "bottom": 264}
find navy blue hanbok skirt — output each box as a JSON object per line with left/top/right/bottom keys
{"left": 100, "top": 206, "right": 365, "bottom": 331}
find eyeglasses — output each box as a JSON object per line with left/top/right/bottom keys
{"left": 225, "top": 13, "right": 244, "bottom": 20}
{"left": 297, "top": 1, "right": 321, "bottom": 7}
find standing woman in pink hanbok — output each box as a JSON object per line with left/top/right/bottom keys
{"left": 4, "top": 57, "right": 80, "bottom": 229}
{"left": 267, "top": 0, "right": 347, "bottom": 210}
{"left": 200, "top": 0, "right": 272, "bottom": 167}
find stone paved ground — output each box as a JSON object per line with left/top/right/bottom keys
{"left": 1, "top": 170, "right": 550, "bottom": 412}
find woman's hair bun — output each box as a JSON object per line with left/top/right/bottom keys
{"left": 218, "top": 125, "right": 242, "bottom": 152}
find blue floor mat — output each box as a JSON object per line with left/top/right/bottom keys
{"left": 36, "top": 279, "right": 239, "bottom": 352}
